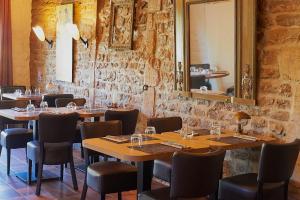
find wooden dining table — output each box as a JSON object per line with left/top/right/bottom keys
{"left": 83, "top": 131, "right": 277, "bottom": 193}
{"left": 2, "top": 93, "right": 44, "bottom": 102}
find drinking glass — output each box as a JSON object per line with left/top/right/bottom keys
{"left": 15, "top": 89, "right": 22, "bottom": 96}
{"left": 40, "top": 101, "right": 48, "bottom": 111}
{"left": 35, "top": 88, "right": 41, "bottom": 95}
{"left": 144, "top": 126, "right": 156, "bottom": 134}
{"left": 130, "top": 134, "right": 143, "bottom": 148}
{"left": 25, "top": 89, "right": 31, "bottom": 96}
{"left": 210, "top": 122, "right": 221, "bottom": 139}
{"left": 26, "top": 103, "right": 35, "bottom": 113}
{"left": 66, "top": 102, "right": 77, "bottom": 110}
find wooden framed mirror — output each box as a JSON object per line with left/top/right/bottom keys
{"left": 174, "top": 0, "right": 256, "bottom": 105}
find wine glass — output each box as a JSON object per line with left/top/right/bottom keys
{"left": 40, "top": 101, "right": 48, "bottom": 111}
{"left": 25, "top": 89, "right": 31, "bottom": 96}
{"left": 144, "top": 126, "right": 156, "bottom": 135}
{"left": 26, "top": 103, "right": 35, "bottom": 113}
{"left": 35, "top": 88, "right": 41, "bottom": 95}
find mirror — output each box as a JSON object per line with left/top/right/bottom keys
{"left": 175, "top": 0, "right": 256, "bottom": 104}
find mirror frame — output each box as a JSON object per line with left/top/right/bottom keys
{"left": 174, "top": 0, "right": 257, "bottom": 105}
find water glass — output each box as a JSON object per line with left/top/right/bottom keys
{"left": 210, "top": 122, "right": 221, "bottom": 139}
{"left": 26, "top": 103, "right": 35, "bottom": 113}
{"left": 35, "top": 88, "right": 41, "bottom": 95}
{"left": 144, "top": 126, "right": 156, "bottom": 134}
{"left": 40, "top": 101, "right": 48, "bottom": 111}
{"left": 15, "top": 89, "right": 22, "bottom": 96}
{"left": 66, "top": 102, "right": 77, "bottom": 110}
{"left": 25, "top": 89, "right": 32, "bottom": 96}
{"left": 130, "top": 134, "right": 143, "bottom": 148}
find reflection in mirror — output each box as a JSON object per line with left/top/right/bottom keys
{"left": 188, "top": 0, "right": 236, "bottom": 97}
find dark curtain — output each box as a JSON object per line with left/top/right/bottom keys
{"left": 0, "top": 0, "right": 13, "bottom": 86}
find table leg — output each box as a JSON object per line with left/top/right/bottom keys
{"left": 137, "top": 160, "right": 154, "bottom": 193}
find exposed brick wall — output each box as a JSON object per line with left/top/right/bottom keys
{"left": 30, "top": 0, "right": 300, "bottom": 181}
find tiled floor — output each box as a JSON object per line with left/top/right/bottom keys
{"left": 0, "top": 147, "right": 299, "bottom": 200}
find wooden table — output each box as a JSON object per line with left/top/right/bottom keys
{"left": 2, "top": 93, "right": 43, "bottom": 101}
{"left": 83, "top": 131, "right": 276, "bottom": 193}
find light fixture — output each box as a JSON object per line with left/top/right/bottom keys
{"left": 66, "top": 23, "right": 88, "bottom": 48}
{"left": 32, "top": 26, "right": 53, "bottom": 48}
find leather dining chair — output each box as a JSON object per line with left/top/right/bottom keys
{"left": 147, "top": 117, "right": 182, "bottom": 183}
{"left": 55, "top": 98, "right": 86, "bottom": 108}
{"left": 56, "top": 97, "right": 87, "bottom": 158}
{"left": 104, "top": 109, "right": 139, "bottom": 135}
{"left": 0, "top": 100, "right": 32, "bottom": 175}
{"left": 42, "top": 94, "right": 74, "bottom": 107}
{"left": 80, "top": 121, "right": 137, "bottom": 200}
{"left": 80, "top": 120, "right": 122, "bottom": 163}
{"left": 139, "top": 149, "right": 226, "bottom": 200}
{"left": 26, "top": 112, "right": 79, "bottom": 195}
{"left": 219, "top": 139, "right": 300, "bottom": 200}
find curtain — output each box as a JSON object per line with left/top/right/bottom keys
{"left": 0, "top": 0, "right": 13, "bottom": 86}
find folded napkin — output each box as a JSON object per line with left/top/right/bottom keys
{"left": 11, "top": 107, "right": 26, "bottom": 112}
{"left": 102, "top": 135, "right": 129, "bottom": 143}
{"left": 233, "top": 135, "right": 257, "bottom": 141}
{"left": 161, "top": 141, "right": 188, "bottom": 149}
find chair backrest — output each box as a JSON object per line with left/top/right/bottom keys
{"left": 38, "top": 112, "right": 79, "bottom": 143}
{"left": 147, "top": 117, "right": 182, "bottom": 134}
{"left": 104, "top": 109, "right": 139, "bottom": 135}
{"left": 258, "top": 140, "right": 300, "bottom": 183}
{"left": 170, "top": 150, "right": 226, "bottom": 199}
{"left": 191, "top": 75, "right": 207, "bottom": 89}
{"left": 0, "top": 100, "right": 28, "bottom": 109}
{"left": 55, "top": 98, "right": 86, "bottom": 107}
{"left": 80, "top": 120, "right": 122, "bottom": 140}
{"left": 42, "top": 94, "right": 74, "bottom": 107}
{"left": 0, "top": 86, "right": 26, "bottom": 94}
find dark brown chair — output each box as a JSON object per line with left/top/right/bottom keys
{"left": 56, "top": 98, "right": 87, "bottom": 158}
{"left": 0, "top": 85, "right": 26, "bottom": 94}
{"left": 147, "top": 117, "right": 182, "bottom": 183}
{"left": 104, "top": 109, "right": 139, "bottom": 135}
{"left": 139, "top": 149, "right": 226, "bottom": 200}
{"left": 80, "top": 120, "right": 122, "bottom": 163}
{"left": 219, "top": 140, "right": 300, "bottom": 200}
{"left": 26, "top": 112, "right": 79, "bottom": 195}
{"left": 80, "top": 121, "right": 137, "bottom": 200}
{"left": 55, "top": 98, "right": 86, "bottom": 108}
{"left": 0, "top": 100, "right": 32, "bottom": 175}
{"left": 42, "top": 94, "right": 74, "bottom": 107}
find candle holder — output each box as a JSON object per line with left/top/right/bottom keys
{"left": 234, "top": 111, "right": 251, "bottom": 134}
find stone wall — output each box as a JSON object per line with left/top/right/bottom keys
{"left": 30, "top": 0, "right": 300, "bottom": 182}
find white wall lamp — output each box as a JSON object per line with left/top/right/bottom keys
{"left": 32, "top": 26, "right": 53, "bottom": 48}
{"left": 67, "top": 23, "right": 89, "bottom": 48}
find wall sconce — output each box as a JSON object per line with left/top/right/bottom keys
{"left": 32, "top": 26, "right": 53, "bottom": 48}
{"left": 66, "top": 23, "right": 89, "bottom": 48}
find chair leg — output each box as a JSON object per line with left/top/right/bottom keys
{"left": 284, "top": 181, "right": 289, "bottom": 200}
{"left": 118, "top": 192, "right": 122, "bottom": 200}
{"left": 100, "top": 194, "right": 105, "bottom": 200}
{"left": 28, "top": 159, "right": 32, "bottom": 185}
{"left": 36, "top": 162, "right": 44, "bottom": 196}
{"left": 0, "top": 145, "right": 2, "bottom": 156}
{"left": 6, "top": 148, "right": 11, "bottom": 175}
{"left": 65, "top": 163, "right": 68, "bottom": 168}
{"left": 80, "top": 179, "right": 88, "bottom": 200}
{"left": 80, "top": 143, "right": 84, "bottom": 158}
{"left": 69, "top": 158, "right": 78, "bottom": 190}
{"left": 60, "top": 164, "right": 64, "bottom": 182}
